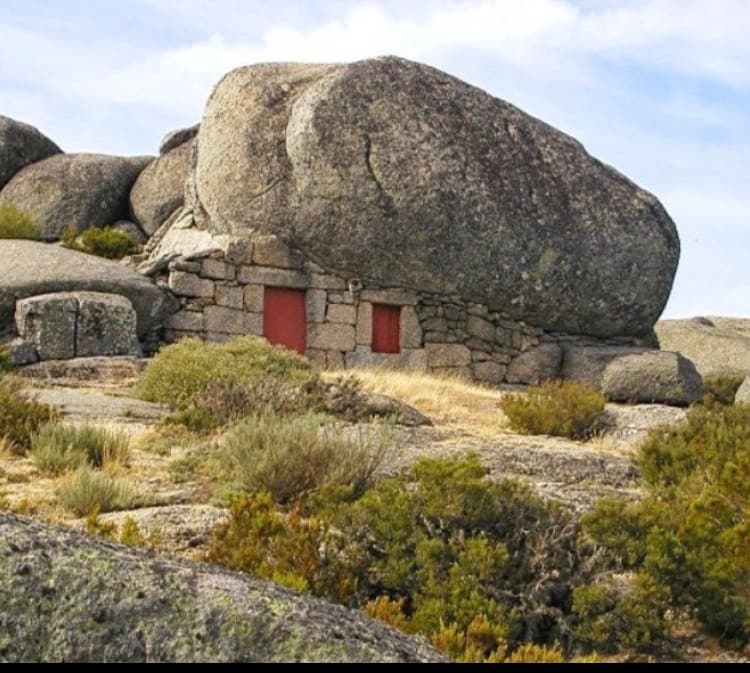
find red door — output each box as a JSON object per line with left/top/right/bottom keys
{"left": 263, "top": 287, "right": 307, "bottom": 355}
{"left": 372, "top": 304, "right": 401, "bottom": 353}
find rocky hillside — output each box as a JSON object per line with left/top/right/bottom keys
{"left": 656, "top": 316, "right": 750, "bottom": 377}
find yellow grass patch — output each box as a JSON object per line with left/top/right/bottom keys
{"left": 325, "top": 368, "right": 511, "bottom": 439}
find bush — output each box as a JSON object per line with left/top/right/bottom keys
{"left": 62, "top": 225, "right": 140, "bottom": 259}
{"left": 137, "top": 336, "right": 313, "bottom": 410}
{"left": 30, "top": 422, "right": 130, "bottom": 475}
{"left": 583, "top": 402, "right": 750, "bottom": 645}
{"left": 171, "top": 377, "right": 319, "bottom": 431}
{"left": 702, "top": 374, "right": 745, "bottom": 406}
{"left": 0, "top": 379, "right": 58, "bottom": 452}
{"left": 217, "top": 412, "right": 391, "bottom": 503}
{"left": 500, "top": 380, "right": 605, "bottom": 439}
{"left": 57, "top": 466, "right": 137, "bottom": 516}
{"left": 209, "top": 454, "right": 596, "bottom": 661}
{"left": 0, "top": 201, "right": 40, "bottom": 240}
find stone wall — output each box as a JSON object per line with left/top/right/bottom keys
{"left": 156, "top": 233, "right": 648, "bottom": 385}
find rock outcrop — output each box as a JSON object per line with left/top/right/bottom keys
{"left": 0, "top": 512, "right": 443, "bottom": 663}
{"left": 190, "top": 56, "right": 679, "bottom": 338}
{"left": 130, "top": 140, "right": 193, "bottom": 235}
{"left": 0, "top": 115, "right": 61, "bottom": 189}
{"left": 656, "top": 317, "right": 750, "bottom": 378}
{"left": 0, "top": 153, "right": 151, "bottom": 240}
{"left": 0, "top": 240, "right": 176, "bottom": 338}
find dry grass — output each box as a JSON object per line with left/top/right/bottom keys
{"left": 326, "top": 368, "right": 511, "bottom": 439}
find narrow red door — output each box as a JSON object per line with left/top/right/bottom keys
{"left": 372, "top": 304, "right": 401, "bottom": 353}
{"left": 263, "top": 287, "right": 307, "bottom": 355}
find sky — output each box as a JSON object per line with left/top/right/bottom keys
{"left": 1, "top": 0, "right": 747, "bottom": 319}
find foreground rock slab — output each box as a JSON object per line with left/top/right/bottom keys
{"left": 0, "top": 512, "right": 444, "bottom": 662}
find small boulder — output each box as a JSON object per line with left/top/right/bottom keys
{"left": 506, "top": 343, "right": 562, "bottom": 384}
{"left": 130, "top": 139, "right": 193, "bottom": 235}
{"left": 601, "top": 350, "right": 703, "bottom": 406}
{"left": 561, "top": 345, "right": 647, "bottom": 389}
{"left": 0, "top": 115, "right": 61, "bottom": 189}
{"left": 0, "top": 153, "right": 151, "bottom": 240}
{"left": 111, "top": 220, "right": 148, "bottom": 244}
{"left": 74, "top": 292, "right": 140, "bottom": 357}
{"left": 159, "top": 122, "right": 199, "bottom": 155}
{"left": 15, "top": 292, "right": 140, "bottom": 361}
{"left": 15, "top": 293, "right": 78, "bottom": 360}
{"left": 321, "top": 381, "right": 431, "bottom": 426}
{"left": 736, "top": 377, "right": 750, "bottom": 404}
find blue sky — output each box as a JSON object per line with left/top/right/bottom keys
{"left": 1, "top": 0, "right": 747, "bottom": 319}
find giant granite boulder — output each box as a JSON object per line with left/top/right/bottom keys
{"left": 0, "top": 240, "right": 176, "bottom": 338}
{"left": 130, "top": 139, "right": 193, "bottom": 235}
{"left": 0, "top": 512, "right": 443, "bottom": 662}
{"left": 0, "top": 115, "right": 61, "bottom": 189}
{"left": 0, "top": 153, "right": 151, "bottom": 240}
{"left": 190, "top": 56, "right": 679, "bottom": 338}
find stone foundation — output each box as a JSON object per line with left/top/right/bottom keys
{"left": 154, "top": 233, "right": 651, "bottom": 385}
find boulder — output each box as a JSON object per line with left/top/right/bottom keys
{"left": 15, "top": 292, "right": 140, "bottom": 360}
{"left": 655, "top": 317, "right": 750, "bottom": 378}
{"left": 321, "top": 382, "right": 432, "bottom": 426}
{"left": 0, "top": 115, "right": 61, "bottom": 189}
{"left": 506, "top": 343, "right": 562, "bottom": 384}
{"left": 0, "top": 511, "right": 443, "bottom": 662}
{"left": 191, "top": 56, "right": 679, "bottom": 338}
{"left": 601, "top": 351, "right": 703, "bottom": 406}
{"left": 0, "top": 240, "right": 177, "bottom": 338}
{"left": 130, "top": 139, "right": 193, "bottom": 235}
{"left": 74, "top": 292, "right": 140, "bottom": 357}
{"left": 0, "top": 153, "right": 151, "bottom": 240}
{"left": 736, "top": 377, "right": 750, "bottom": 404}
{"left": 15, "top": 294, "right": 78, "bottom": 360}
{"left": 111, "top": 220, "right": 148, "bottom": 244}
{"left": 561, "top": 345, "right": 647, "bottom": 389}
{"left": 159, "top": 122, "right": 199, "bottom": 155}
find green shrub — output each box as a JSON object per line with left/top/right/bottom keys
{"left": 0, "top": 379, "right": 58, "bottom": 452}
{"left": 57, "top": 466, "right": 138, "bottom": 516}
{"left": 702, "top": 374, "right": 745, "bottom": 406}
{"left": 171, "top": 377, "right": 320, "bottom": 431}
{"left": 62, "top": 225, "right": 140, "bottom": 259}
{"left": 217, "top": 412, "right": 391, "bottom": 503}
{"left": 30, "top": 422, "right": 130, "bottom": 475}
{"left": 500, "top": 380, "right": 605, "bottom": 439}
{"left": 209, "top": 454, "right": 594, "bottom": 661}
{"left": 137, "top": 336, "right": 312, "bottom": 410}
{"left": 0, "top": 201, "right": 40, "bottom": 240}
{"left": 583, "top": 402, "right": 750, "bottom": 645}
{"left": 571, "top": 575, "right": 670, "bottom": 653}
